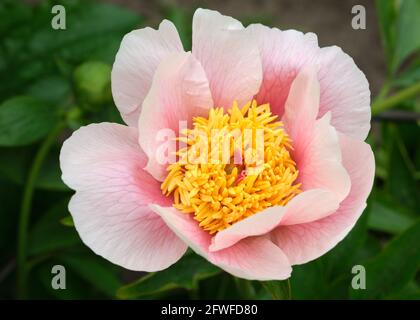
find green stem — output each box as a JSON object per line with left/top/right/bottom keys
{"left": 375, "top": 79, "right": 391, "bottom": 101}
{"left": 372, "top": 82, "right": 420, "bottom": 115}
{"left": 262, "top": 279, "right": 292, "bottom": 300}
{"left": 16, "top": 122, "right": 65, "bottom": 299}
{"left": 216, "top": 274, "right": 230, "bottom": 299}
{"left": 234, "top": 278, "right": 256, "bottom": 299}
{"left": 287, "top": 279, "right": 292, "bottom": 299}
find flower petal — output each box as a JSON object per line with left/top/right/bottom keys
{"left": 282, "top": 65, "right": 320, "bottom": 152}
{"left": 283, "top": 69, "right": 351, "bottom": 203}
{"left": 317, "top": 46, "right": 371, "bottom": 140}
{"left": 209, "top": 188, "right": 338, "bottom": 252}
{"left": 150, "top": 205, "right": 211, "bottom": 256}
{"left": 111, "top": 20, "right": 184, "bottom": 126}
{"left": 248, "top": 24, "right": 370, "bottom": 140}
{"left": 151, "top": 205, "right": 291, "bottom": 280}
{"left": 211, "top": 237, "right": 292, "bottom": 281}
{"left": 138, "top": 52, "right": 213, "bottom": 181}
{"left": 248, "top": 25, "right": 319, "bottom": 117}
{"left": 271, "top": 134, "right": 375, "bottom": 265}
{"left": 192, "top": 9, "right": 262, "bottom": 108}
{"left": 60, "top": 123, "right": 187, "bottom": 271}
{"left": 209, "top": 206, "right": 286, "bottom": 252}
{"left": 280, "top": 189, "right": 339, "bottom": 225}
{"left": 295, "top": 112, "right": 351, "bottom": 203}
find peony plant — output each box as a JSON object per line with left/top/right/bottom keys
{"left": 60, "top": 8, "right": 374, "bottom": 281}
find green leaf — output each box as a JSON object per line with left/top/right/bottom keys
{"left": 117, "top": 253, "right": 220, "bottom": 299}
{"left": 368, "top": 196, "right": 417, "bottom": 234}
{"left": 162, "top": 5, "right": 192, "bottom": 50}
{"left": 390, "top": 281, "right": 420, "bottom": 299}
{"left": 26, "top": 75, "right": 71, "bottom": 104}
{"left": 0, "top": 146, "right": 68, "bottom": 191}
{"left": 0, "top": 1, "right": 31, "bottom": 36}
{"left": 60, "top": 216, "right": 74, "bottom": 227}
{"left": 0, "top": 146, "right": 28, "bottom": 185}
{"left": 234, "top": 278, "right": 257, "bottom": 299}
{"left": 28, "top": 200, "right": 80, "bottom": 256}
{"left": 290, "top": 259, "right": 329, "bottom": 299}
{"left": 0, "top": 1, "right": 141, "bottom": 99}
{"left": 350, "top": 219, "right": 420, "bottom": 299}
{"left": 393, "top": 60, "right": 420, "bottom": 87}
{"left": 199, "top": 273, "right": 242, "bottom": 299}
{"left": 58, "top": 253, "right": 121, "bottom": 298}
{"left": 0, "top": 96, "right": 59, "bottom": 146}
{"left": 36, "top": 148, "right": 69, "bottom": 191}
{"left": 394, "top": 0, "right": 420, "bottom": 70}
{"left": 261, "top": 280, "right": 291, "bottom": 300}
{"left": 28, "top": 1, "right": 141, "bottom": 64}
{"left": 0, "top": 179, "right": 20, "bottom": 256}
{"left": 375, "top": 0, "right": 397, "bottom": 71}
{"left": 385, "top": 124, "right": 419, "bottom": 212}
{"left": 352, "top": 234, "right": 383, "bottom": 263}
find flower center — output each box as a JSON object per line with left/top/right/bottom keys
{"left": 161, "top": 100, "right": 301, "bottom": 234}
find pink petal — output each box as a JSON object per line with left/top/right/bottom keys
{"left": 280, "top": 189, "right": 339, "bottom": 225}
{"left": 192, "top": 9, "right": 262, "bottom": 108}
{"left": 248, "top": 24, "right": 370, "bottom": 140}
{"left": 60, "top": 123, "right": 187, "bottom": 271}
{"left": 294, "top": 113, "right": 351, "bottom": 203}
{"left": 138, "top": 52, "right": 213, "bottom": 181}
{"left": 282, "top": 66, "right": 320, "bottom": 153}
{"left": 317, "top": 46, "right": 371, "bottom": 140}
{"left": 209, "top": 206, "right": 286, "bottom": 252}
{"left": 248, "top": 25, "right": 319, "bottom": 117}
{"left": 211, "top": 237, "right": 292, "bottom": 281}
{"left": 271, "top": 134, "right": 375, "bottom": 265}
{"left": 111, "top": 20, "right": 184, "bottom": 126}
{"left": 283, "top": 69, "right": 351, "bottom": 203}
{"left": 209, "top": 188, "right": 338, "bottom": 252}
{"left": 151, "top": 205, "right": 292, "bottom": 280}
{"left": 150, "top": 205, "right": 212, "bottom": 256}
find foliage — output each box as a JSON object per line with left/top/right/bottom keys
{"left": 0, "top": 0, "right": 419, "bottom": 299}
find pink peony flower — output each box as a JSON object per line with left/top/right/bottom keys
{"left": 60, "top": 9, "right": 374, "bottom": 280}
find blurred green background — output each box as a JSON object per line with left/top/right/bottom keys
{"left": 0, "top": 0, "right": 419, "bottom": 300}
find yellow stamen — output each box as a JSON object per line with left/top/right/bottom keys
{"left": 161, "top": 100, "right": 301, "bottom": 234}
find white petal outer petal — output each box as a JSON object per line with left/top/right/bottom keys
{"left": 111, "top": 20, "right": 184, "bottom": 126}
{"left": 317, "top": 46, "right": 371, "bottom": 140}
{"left": 247, "top": 25, "right": 320, "bottom": 117}
{"left": 60, "top": 123, "right": 187, "bottom": 271}
{"left": 192, "top": 9, "right": 262, "bottom": 109}
{"left": 69, "top": 192, "right": 187, "bottom": 272}
{"left": 193, "top": 8, "right": 244, "bottom": 32}
{"left": 247, "top": 24, "right": 371, "bottom": 141}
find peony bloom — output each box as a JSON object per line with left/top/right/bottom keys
{"left": 60, "top": 9, "right": 374, "bottom": 280}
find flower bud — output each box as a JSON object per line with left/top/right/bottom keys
{"left": 74, "top": 61, "right": 112, "bottom": 109}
